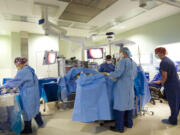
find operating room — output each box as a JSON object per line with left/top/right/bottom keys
{"left": 1, "top": 0, "right": 180, "bottom": 135}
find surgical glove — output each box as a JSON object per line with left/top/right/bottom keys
{"left": 103, "top": 72, "right": 109, "bottom": 76}
{"left": 111, "top": 78, "right": 117, "bottom": 81}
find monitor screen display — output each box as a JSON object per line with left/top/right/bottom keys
{"left": 87, "top": 48, "right": 103, "bottom": 59}
{"left": 43, "top": 51, "right": 57, "bottom": 65}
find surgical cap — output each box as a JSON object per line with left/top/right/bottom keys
{"left": 121, "top": 47, "right": 132, "bottom": 57}
{"left": 106, "top": 55, "right": 112, "bottom": 60}
{"left": 155, "top": 47, "right": 167, "bottom": 55}
{"left": 14, "top": 57, "right": 28, "bottom": 65}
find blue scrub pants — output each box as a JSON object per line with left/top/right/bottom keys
{"left": 165, "top": 89, "right": 180, "bottom": 125}
{"left": 114, "top": 110, "right": 133, "bottom": 131}
{"left": 22, "top": 112, "right": 43, "bottom": 133}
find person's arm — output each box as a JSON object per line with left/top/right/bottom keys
{"left": 3, "top": 75, "right": 23, "bottom": 89}
{"left": 158, "top": 61, "right": 168, "bottom": 85}
{"left": 154, "top": 71, "right": 167, "bottom": 84}
{"left": 3, "top": 70, "right": 26, "bottom": 89}
{"left": 111, "top": 64, "right": 115, "bottom": 72}
{"left": 160, "top": 71, "right": 167, "bottom": 85}
{"left": 109, "top": 60, "right": 125, "bottom": 78}
{"left": 98, "top": 64, "right": 104, "bottom": 72}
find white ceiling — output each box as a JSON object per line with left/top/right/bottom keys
{"left": 88, "top": 0, "right": 140, "bottom": 26}
{"left": 0, "top": 0, "right": 34, "bottom": 16}
{"left": 0, "top": 0, "right": 180, "bottom": 37}
{"left": 33, "top": 0, "right": 68, "bottom": 18}
{"left": 0, "top": 0, "right": 68, "bottom": 17}
{"left": 109, "top": 3, "right": 180, "bottom": 34}
{"left": 0, "top": 20, "right": 90, "bottom": 36}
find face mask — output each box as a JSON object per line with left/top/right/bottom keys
{"left": 119, "top": 53, "right": 124, "bottom": 59}
{"left": 107, "top": 61, "right": 112, "bottom": 64}
{"left": 155, "top": 54, "right": 159, "bottom": 59}
{"left": 115, "top": 53, "right": 120, "bottom": 59}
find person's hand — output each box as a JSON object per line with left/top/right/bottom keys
{"left": 103, "top": 72, "right": 109, "bottom": 76}
{"left": 153, "top": 81, "right": 161, "bottom": 84}
{"left": 111, "top": 78, "right": 117, "bottom": 81}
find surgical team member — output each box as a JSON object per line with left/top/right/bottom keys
{"left": 107, "top": 47, "right": 137, "bottom": 132}
{"left": 3, "top": 57, "right": 43, "bottom": 134}
{"left": 99, "top": 55, "right": 115, "bottom": 73}
{"left": 154, "top": 47, "right": 180, "bottom": 125}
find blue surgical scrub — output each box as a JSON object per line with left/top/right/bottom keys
{"left": 99, "top": 62, "right": 115, "bottom": 73}
{"left": 109, "top": 58, "right": 137, "bottom": 131}
{"left": 4, "top": 66, "right": 40, "bottom": 121}
{"left": 160, "top": 56, "right": 180, "bottom": 124}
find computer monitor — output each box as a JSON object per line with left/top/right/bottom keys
{"left": 43, "top": 51, "right": 57, "bottom": 65}
{"left": 87, "top": 48, "right": 103, "bottom": 59}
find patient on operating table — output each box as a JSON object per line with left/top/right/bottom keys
{"left": 149, "top": 72, "right": 162, "bottom": 88}
{"left": 149, "top": 72, "right": 166, "bottom": 102}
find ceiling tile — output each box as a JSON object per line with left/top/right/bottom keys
{"left": 65, "top": 3, "right": 101, "bottom": 16}
{"left": 60, "top": 11, "right": 91, "bottom": 23}
{"left": 59, "top": 0, "right": 118, "bottom": 23}
{"left": 58, "top": 20, "right": 72, "bottom": 27}
{"left": 33, "top": 0, "right": 69, "bottom": 18}
{"left": 71, "top": 0, "right": 92, "bottom": 6}
{"left": 89, "top": 0, "right": 117, "bottom": 9}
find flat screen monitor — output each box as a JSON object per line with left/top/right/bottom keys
{"left": 87, "top": 48, "right": 103, "bottom": 59}
{"left": 43, "top": 51, "right": 57, "bottom": 65}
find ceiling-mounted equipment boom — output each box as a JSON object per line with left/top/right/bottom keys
{"left": 39, "top": 6, "right": 67, "bottom": 36}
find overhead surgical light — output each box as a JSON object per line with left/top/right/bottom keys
{"left": 106, "top": 32, "right": 115, "bottom": 55}
{"left": 106, "top": 32, "right": 115, "bottom": 41}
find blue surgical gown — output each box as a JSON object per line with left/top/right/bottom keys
{"left": 4, "top": 66, "right": 40, "bottom": 121}
{"left": 58, "top": 68, "right": 97, "bottom": 100}
{"left": 109, "top": 58, "right": 137, "bottom": 111}
{"left": 134, "top": 66, "right": 151, "bottom": 109}
{"left": 72, "top": 73, "right": 113, "bottom": 122}
{"left": 134, "top": 67, "right": 145, "bottom": 96}
{"left": 99, "top": 62, "right": 115, "bottom": 73}
{"left": 160, "top": 56, "right": 180, "bottom": 124}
